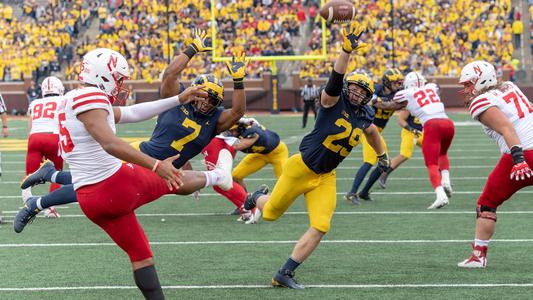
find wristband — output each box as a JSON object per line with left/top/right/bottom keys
{"left": 183, "top": 45, "right": 197, "bottom": 59}
{"left": 152, "top": 160, "right": 161, "bottom": 172}
{"left": 234, "top": 81, "right": 244, "bottom": 89}
{"left": 510, "top": 145, "right": 525, "bottom": 164}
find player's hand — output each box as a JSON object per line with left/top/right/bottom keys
{"left": 225, "top": 51, "right": 250, "bottom": 82}
{"left": 377, "top": 152, "right": 391, "bottom": 173}
{"left": 189, "top": 29, "right": 213, "bottom": 53}
{"left": 405, "top": 125, "right": 421, "bottom": 137}
{"left": 179, "top": 85, "right": 208, "bottom": 105}
{"left": 341, "top": 22, "right": 368, "bottom": 54}
{"left": 2, "top": 127, "right": 7, "bottom": 137}
{"left": 510, "top": 161, "right": 533, "bottom": 181}
{"left": 155, "top": 155, "right": 184, "bottom": 191}
{"left": 239, "top": 117, "right": 259, "bottom": 126}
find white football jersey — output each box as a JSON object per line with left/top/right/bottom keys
{"left": 393, "top": 83, "right": 448, "bottom": 124}
{"left": 469, "top": 81, "right": 533, "bottom": 154}
{"left": 28, "top": 96, "right": 62, "bottom": 134}
{"left": 59, "top": 86, "right": 122, "bottom": 190}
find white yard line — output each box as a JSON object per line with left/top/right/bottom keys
{"left": 1, "top": 283, "right": 533, "bottom": 291}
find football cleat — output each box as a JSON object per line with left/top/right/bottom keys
{"left": 13, "top": 197, "right": 41, "bottom": 233}
{"left": 378, "top": 173, "right": 388, "bottom": 189}
{"left": 428, "top": 194, "right": 449, "bottom": 209}
{"left": 272, "top": 269, "right": 305, "bottom": 289}
{"left": 236, "top": 207, "right": 252, "bottom": 222}
{"left": 245, "top": 208, "right": 261, "bottom": 225}
{"left": 21, "top": 160, "right": 55, "bottom": 189}
{"left": 229, "top": 207, "right": 241, "bottom": 215}
{"left": 443, "top": 184, "right": 453, "bottom": 198}
{"left": 358, "top": 193, "right": 374, "bottom": 201}
{"left": 43, "top": 207, "right": 60, "bottom": 218}
{"left": 243, "top": 184, "right": 269, "bottom": 210}
{"left": 458, "top": 244, "right": 487, "bottom": 268}
{"left": 344, "top": 193, "right": 360, "bottom": 205}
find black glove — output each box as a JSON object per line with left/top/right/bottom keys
{"left": 377, "top": 152, "right": 390, "bottom": 172}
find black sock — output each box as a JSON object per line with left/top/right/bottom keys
{"left": 51, "top": 171, "right": 72, "bottom": 185}
{"left": 280, "top": 256, "right": 301, "bottom": 272}
{"left": 37, "top": 184, "right": 78, "bottom": 209}
{"left": 133, "top": 265, "right": 164, "bottom": 300}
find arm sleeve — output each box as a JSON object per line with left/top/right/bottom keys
{"left": 118, "top": 95, "right": 180, "bottom": 124}
{"left": 469, "top": 94, "right": 497, "bottom": 120}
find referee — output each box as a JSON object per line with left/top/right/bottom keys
{"left": 0, "top": 92, "right": 7, "bottom": 137}
{"left": 301, "top": 78, "right": 320, "bottom": 128}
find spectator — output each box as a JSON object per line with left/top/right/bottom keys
{"left": 301, "top": 78, "right": 320, "bottom": 128}
{"left": 512, "top": 17, "right": 523, "bottom": 48}
{"left": 26, "top": 81, "right": 40, "bottom": 104}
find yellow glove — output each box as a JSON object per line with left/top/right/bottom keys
{"left": 184, "top": 29, "right": 213, "bottom": 58}
{"left": 225, "top": 52, "right": 250, "bottom": 84}
{"left": 341, "top": 22, "right": 367, "bottom": 54}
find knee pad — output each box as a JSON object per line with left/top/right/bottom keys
{"left": 476, "top": 205, "right": 497, "bottom": 222}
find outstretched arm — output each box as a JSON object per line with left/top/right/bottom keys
{"left": 321, "top": 22, "right": 368, "bottom": 108}
{"left": 160, "top": 30, "right": 213, "bottom": 98}
{"left": 216, "top": 52, "right": 250, "bottom": 133}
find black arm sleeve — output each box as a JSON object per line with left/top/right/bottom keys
{"left": 324, "top": 69, "right": 344, "bottom": 97}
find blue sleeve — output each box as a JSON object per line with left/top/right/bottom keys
{"left": 360, "top": 104, "right": 375, "bottom": 130}
{"left": 242, "top": 126, "right": 259, "bottom": 139}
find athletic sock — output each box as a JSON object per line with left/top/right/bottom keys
{"left": 50, "top": 171, "right": 72, "bottom": 185}
{"left": 38, "top": 184, "right": 78, "bottom": 209}
{"left": 280, "top": 256, "right": 301, "bottom": 272}
{"left": 474, "top": 239, "right": 489, "bottom": 247}
{"left": 441, "top": 169, "right": 450, "bottom": 185}
{"left": 133, "top": 265, "right": 164, "bottom": 300}
{"left": 349, "top": 162, "right": 372, "bottom": 194}
{"left": 203, "top": 169, "right": 226, "bottom": 188}
{"left": 360, "top": 167, "right": 382, "bottom": 196}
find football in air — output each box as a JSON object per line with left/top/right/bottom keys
{"left": 319, "top": 0, "right": 356, "bottom": 23}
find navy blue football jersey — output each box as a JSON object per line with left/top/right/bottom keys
{"left": 140, "top": 103, "right": 223, "bottom": 168}
{"left": 406, "top": 114, "right": 423, "bottom": 132}
{"left": 299, "top": 96, "right": 375, "bottom": 174}
{"left": 240, "top": 124, "right": 281, "bottom": 154}
{"left": 372, "top": 83, "right": 396, "bottom": 129}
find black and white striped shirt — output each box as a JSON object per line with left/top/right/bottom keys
{"left": 301, "top": 85, "right": 320, "bottom": 102}
{"left": 0, "top": 93, "right": 6, "bottom": 114}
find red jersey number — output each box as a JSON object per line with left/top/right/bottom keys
{"left": 502, "top": 90, "right": 533, "bottom": 119}
{"left": 32, "top": 102, "right": 57, "bottom": 120}
{"left": 58, "top": 113, "right": 74, "bottom": 153}
{"left": 414, "top": 89, "right": 440, "bottom": 108}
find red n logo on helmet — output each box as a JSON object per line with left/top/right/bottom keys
{"left": 473, "top": 65, "right": 483, "bottom": 76}
{"left": 107, "top": 55, "right": 118, "bottom": 72}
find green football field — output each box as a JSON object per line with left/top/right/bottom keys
{"left": 1, "top": 113, "right": 533, "bottom": 299}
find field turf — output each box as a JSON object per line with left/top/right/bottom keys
{"left": 1, "top": 113, "right": 532, "bottom": 299}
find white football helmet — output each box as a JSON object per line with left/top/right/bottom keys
{"left": 404, "top": 71, "right": 426, "bottom": 89}
{"left": 79, "top": 48, "right": 130, "bottom": 104}
{"left": 459, "top": 61, "right": 497, "bottom": 95}
{"left": 41, "top": 76, "right": 64, "bottom": 96}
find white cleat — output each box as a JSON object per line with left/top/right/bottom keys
{"left": 244, "top": 208, "right": 261, "bottom": 225}
{"left": 458, "top": 245, "right": 487, "bottom": 268}
{"left": 215, "top": 149, "right": 233, "bottom": 191}
{"left": 428, "top": 195, "right": 449, "bottom": 209}
{"left": 443, "top": 184, "right": 453, "bottom": 198}
{"left": 21, "top": 188, "right": 33, "bottom": 204}
{"left": 43, "top": 207, "right": 60, "bottom": 218}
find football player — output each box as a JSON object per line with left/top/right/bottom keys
{"left": 457, "top": 61, "right": 533, "bottom": 268}
{"left": 243, "top": 23, "right": 390, "bottom": 289}
{"left": 24, "top": 76, "right": 65, "bottom": 218}
{"left": 345, "top": 68, "right": 405, "bottom": 204}
{"left": 230, "top": 120, "right": 288, "bottom": 190}
{"left": 377, "top": 110, "right": 424, "bottom": 188}
{"left": 393, "top": 71, "right": 454, "bottom": 209}
{"left": 15, "top": 30, "right": 250, "bottom": 231}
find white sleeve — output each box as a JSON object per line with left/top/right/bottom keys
{"left": 393, "top": 90, "right": 408, "bottom": 103}
{"left": 118, "top": 95, "right": 180, "bottom": 124}
{"left": 71, "top": 90, "right": 111, "bottom": 116}
{"left": 469, "top": 94, "right": 497, "bottom": 120}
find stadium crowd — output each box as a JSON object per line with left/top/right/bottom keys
{"left": 0, "top": 0, "right": 526, "bottom": 83}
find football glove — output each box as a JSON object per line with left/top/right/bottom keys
{"left": 377, "top": 152, "right": 391, "bottom": 172}
{"left": 225, "top": 51, "right": 250, "bottom": 83}
{"left": 184, "top": 29, "right": 213, "bottom": 58}
{"left": 510, "top": 145, "right": 533, "bottom": 181}
{"left": 341, "top": 22, "right": 368, "bottom": 54}
{"left": 405, "top": 125, "right": 422, "bottom": 137}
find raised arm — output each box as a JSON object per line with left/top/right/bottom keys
{"left": 160, "top": 29, "right": 212, "bottom": 98}
{"left": 216, "top": 52, "right": 250, "bottom": 133}
{"left": 321, "top": 22, "right": 368, "bottom": 108}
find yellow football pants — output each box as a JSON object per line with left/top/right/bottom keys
{"left": 232, "top": 141, "right": 288, "bottom": 180}
{"left": 399, "top": 128, "right": 423, "bottom": 158}
{"left": 262, "top": 153, "right": 336, "bottom": 233}
{"left": 361, "top": 127, "right": 388, "bottom": 165}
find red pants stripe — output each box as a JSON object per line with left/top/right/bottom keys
{"left": 26, "top": 133, "right": 63, "bottom": 192}
{"left": 77, "top": 163, "right": 176, "bottom": 262}
{"left": 202, "top": 138, "right": 246, "bottom": 207}
{"left": 478, "top": 150, "right": 533, "bottom": 209}
{"left": 422, "top": 118, "right": 455, "bottom": 188}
